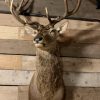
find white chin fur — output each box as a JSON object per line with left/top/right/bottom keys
{"left": 35, "top": 44, "right": 44, "bottom": 48}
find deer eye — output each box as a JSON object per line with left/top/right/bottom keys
{"left": 49, "top": 29, "right": 57, "bottom": 37}
{"left": 32, "top": 30, "right": 38, "bottom": 37}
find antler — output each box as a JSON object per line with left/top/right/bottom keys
{"left": 5, "top": 0, "right": 81, "bottom": 27}
{"left": 45, "top": 0, "right": 81, "bottom": 25}
{"left": 5, "top": 0, "right": 33, "bottom": 25}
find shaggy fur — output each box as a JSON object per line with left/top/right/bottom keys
{"left": 29, "top": 42, "right": 64, "bottom": 100}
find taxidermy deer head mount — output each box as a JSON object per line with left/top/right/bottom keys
{"left": 5, "top": 0, "right": 81, "bottom": 50}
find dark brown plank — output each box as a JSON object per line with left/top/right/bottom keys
{"left": 61, "top": 43, "right": 100, "bottom": 58}
{"left": 0, "top": 0, "right": 100, "bottom": 20}
{"left": 0, "top": 39, "right": 100, "bottom": 58}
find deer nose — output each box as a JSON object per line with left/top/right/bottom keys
{"left": 34, "top": 36, "right": 43, "bottom": 43}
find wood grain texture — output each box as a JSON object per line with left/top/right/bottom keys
{"left": 0, "top": 39, "right": 35, "bottom": 55}
{"left": 1, "top": 86, "right": 100, "bottom": 100}
{"left": 0, "top": 69, "right": 100, "bottom": 87}
{"left": 0, "top": 0, "right": 100, "bottom": 20}
{"left": 1, "top": 55, "right": 100, "bottom": 73}
{"left": 0, "top": 18, "right": 100, "bottom": 42}
{"left": 0, "top": 70, "right": 33, "bottom": 85}
{"left": 63, "top": 72, "right": 100, "bottom": 87}
{"left": 0, "top": 14, "right": 99, "bottom": 27}
{"left": 0, "top": 86, "right": 18, "bottom": 100}
{"left": 65, "top": 87, "right": 100, "bottom": 100}
{"left": 0, "top": 39, "right": 100, "bottom": 58}
{"left": 0, "top": 86, "right": 29, "bottom": 100}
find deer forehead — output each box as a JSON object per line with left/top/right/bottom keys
{"left": 25, "top": 24, "right": 58, "bottom": 35}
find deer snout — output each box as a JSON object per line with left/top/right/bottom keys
{"left": 34, "top": 36, "right": 43, "bottom": 43}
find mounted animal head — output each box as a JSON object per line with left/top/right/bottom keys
{"left": 5, "top": 0, "right": 81, "bottom": 50}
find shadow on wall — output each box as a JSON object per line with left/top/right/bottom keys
{"left": 60, "top": 23, "right": 100, "bottom": 100}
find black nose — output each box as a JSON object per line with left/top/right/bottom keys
{"left": 34, "top": 36, "right": 43, "bottom": 43}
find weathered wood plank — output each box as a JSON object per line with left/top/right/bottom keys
{"left": 0, "top": 69, "right": 100, "bottom": 87}
{"left": 18, "top": 86, "right": 29, "bottom": 100}
{"left": 64, "top": 72, "right": 100, "bottom": 87}
{"left": 65, "top": 87, "right": 100, "bottom": 100}
{"left": 1, "top": 55, "right": 100, "bottom": 73}
{"left": 61, "top": 43, "right": 100, "bottom": 58}
{"left": 0, "top": 86, "right": 18, "bottom": 100}
{"left": 0, "top": 14, "right": 100, "bottom": 44}
{"left": 0, "top": 14, "right": 99, "bottom": 28}
{"left": 0, "top": 39, "right": 35, "bottom": 55}
{"left": 0, "top": 0, "right": 100, "bottom": 20}
{"left": 1, "top": 86, "right": 100, "bottom": 100}
{"left": 0, "top": 39, "right": 100, "bottom": 58}
{"left": 0, "top": 70, "right": 33, "bottom": 85}
{"left": 0, "top": 86, "right": 29, "bottom": 100}
{"left": 0, "top": 19, "right": 100, "bottom": 43}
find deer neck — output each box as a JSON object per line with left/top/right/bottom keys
{"left": 35, "top": 43, "right": 63, "bottom": 98}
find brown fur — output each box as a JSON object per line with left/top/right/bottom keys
{"left": 29, "top": 42, "right": 65, "bottom": 100}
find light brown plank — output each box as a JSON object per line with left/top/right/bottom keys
{"left": 0, "top": 14, "right": 100, "bottom": 44}
{"left": 0, "top": 55, "right": 22, "bottom": 70}
{"left": 0, "top": 70, "right": 33, "bottom": 85}
{"left": 1, "top": 86, "right": 100, "bottom": 100}
{"left": 0, "top": 86, "right": 18, "bottom": 100}
{"left": 18, "top": 86, "right": 29, "bottom": 100}
{"left": 63, "top": 72, "right": 100, "bottom": 87}
{"left": 0, "top": 86, "right": 29, "bottom": 100}
{"left": 0, "top": 69, "right": 100, "bottom": 87}
{"left": 65, "top": 87, "right": 100, "bottom": 100}
{"left": 0, "top": 21, "right": 100, "bottom": 43}
{"left": 0, "top": 26, "right": 33, "bottom": 40}
{"left": 1, "top": 55, "right": 100, "bottom": 73}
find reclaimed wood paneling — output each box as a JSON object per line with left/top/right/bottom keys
{"left": 0, "top": 69, "right": 100, "bottom": 87}
{"left": 0, "top": 39, "right": 100, "bottom": 58}
{"left": 0, "top": 86, "right": 29, "bottom": 100}
{"left": 1, "top": 55, "right": 100, "bottom": 73}
{"left": 65, "top": 87, "right": 100, "bottom": 100}
{"left": 0, "top": 70, "right": 33, "bottom": 85}
{"left": 64, "top": 72, "right": 100, "bottom": 87}
{"left": 0, "top": 0, "right": 100, "bottom": 20}
{"left": 1, "top": 86, "right": 100, "bottom": 100}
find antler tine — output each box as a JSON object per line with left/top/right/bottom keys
{"left": 54, "top": 0, "right": 81, "bottom": 24}
{"left": 68, "top": 0, "right": 81, "bottom": 16}
{"left": 5, "top": 0, "right": 26, "bottom": 25}
{"left": 63, "top": 0, "right": 81, "bottom": 17}
{"left": 21, "top": 0, "right": 33, "bottom": 12}
{"left": 10, "top": 0, "right": 26, "bottom": 25}
{"left": 45, "top": 7, "right": 52, "bottom": 25}
{"left": 16, "top": 0, "right": 24, "bottom": 12}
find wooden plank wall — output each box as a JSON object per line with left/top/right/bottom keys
{"left": 0, "top": 0, "right": 100, "bottom": 20}
{"left": 0, "top": 14, "right": 100, "bottom": 100}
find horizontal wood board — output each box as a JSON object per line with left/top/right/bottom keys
{"left": 0, "top": 86, "right": 28, "bottom": 100}
{"left": 65, "top": 87, "right": 100, "bottom": 100}
{"left": 0, "top": 54, "right": 100, "bottom": 73}
{"left": 0, "top": 69, "right": 99, "bottom": 87}
{"left": 0, "top": 0, "right": 100, "bottom": 20}
{"left": 0, "top": 39, "right": 100, "bottom": 58}
{"left": 1, "top": 86, "right": 100, "bottom": 100}
{"left": 0, "top": 14, "right": 99, "bottom": 58}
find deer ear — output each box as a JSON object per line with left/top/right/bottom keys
{"left": 57, "top": 22, "right": 69, "bottom": 42}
